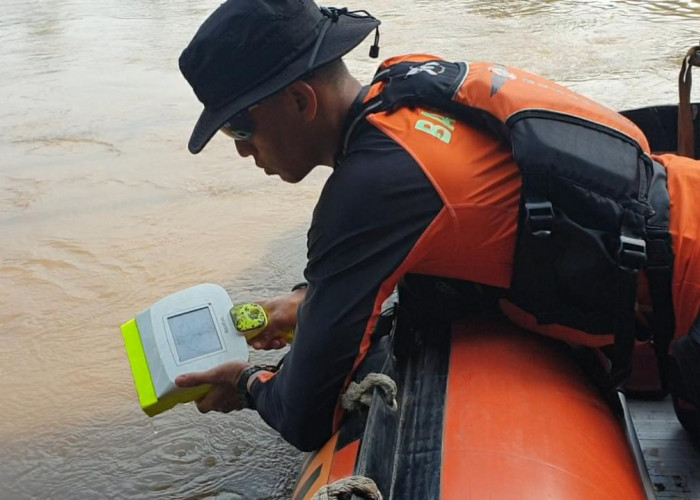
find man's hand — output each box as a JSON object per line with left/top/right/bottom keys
{"left": 175, "top": 361, "right": 253, "bottom": 413}
{"left": 250, "top": 287, "right": 307, "bottom": 350}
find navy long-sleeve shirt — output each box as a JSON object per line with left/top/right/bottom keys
{"left": 250, "top": 92, "right": 443, "bottom": 451}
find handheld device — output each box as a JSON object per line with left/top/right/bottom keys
{"left": 121, "top": 283, "right": 248, "bottom": 417}
{"left": 230, "top": 303, "right": 295, "bottom": 344}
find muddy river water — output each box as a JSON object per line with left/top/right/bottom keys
{"left": 1, "top": 1, "right": 698, "bottom": 498}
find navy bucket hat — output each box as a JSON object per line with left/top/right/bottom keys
{"left": 179, "top": 0, "right": 380, "bottom": 154}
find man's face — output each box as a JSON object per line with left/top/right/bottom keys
{"left": 222, "top": 89, "right": 317, "bottom": 183}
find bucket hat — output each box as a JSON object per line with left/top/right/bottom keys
{"left": 179, "top": 0, "right": 380, "bottom": 154}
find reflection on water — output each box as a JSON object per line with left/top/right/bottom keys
{"left": 1, "top": 0, "right": 698, "bottom": 497}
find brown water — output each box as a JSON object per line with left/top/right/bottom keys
{"left": 1, "top": 0, "right": 698, "bottom": 498}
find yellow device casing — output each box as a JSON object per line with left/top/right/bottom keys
{"left": 121, "top": 318, "right": 210, "bottom": 417}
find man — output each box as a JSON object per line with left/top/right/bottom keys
{"left": 175, "top": 0, "right": 700, "bottom": 451}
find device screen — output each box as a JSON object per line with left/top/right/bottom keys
{"left": 168, "top": 307, "right": 223, "bottom": 362}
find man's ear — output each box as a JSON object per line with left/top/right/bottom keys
{"left": 287, "top": 81, "right": 318, "bottom": 122}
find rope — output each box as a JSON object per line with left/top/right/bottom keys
{"left": 311, "top": 475, "right": 383, "bottom": 500}
{"left": 341, "top": 373, "right": 398, "bottom": 412}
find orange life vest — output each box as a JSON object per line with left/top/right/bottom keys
{"left": 344, "top": 54, "right": 674, "bottom": 384}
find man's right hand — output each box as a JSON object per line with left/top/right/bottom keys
{"left": 249, "top": 287, "right": 307, "bottom": 350}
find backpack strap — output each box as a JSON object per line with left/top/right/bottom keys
{"left": 644, "top": 159, "right": 676, "bottom": 391}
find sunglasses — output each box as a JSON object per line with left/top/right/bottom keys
{"left": 220, "top": 104, "right": 260, "bottom": 141}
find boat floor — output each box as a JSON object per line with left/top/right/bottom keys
{"left": 629, "top": 398, "right": 700, "bottom": 498}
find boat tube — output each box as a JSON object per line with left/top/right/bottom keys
{"left": 293, "top": 312, "right": 653, "bottom": 499}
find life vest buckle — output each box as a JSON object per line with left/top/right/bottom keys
{"left": 524, "top": 201, "right": 554, "bottom": 237}
{"left": 618, "top": 235, "right": 647, "bottom": 270}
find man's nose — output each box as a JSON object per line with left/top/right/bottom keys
{"left": 235, "top": 140, "right": 256, "bottom": 158}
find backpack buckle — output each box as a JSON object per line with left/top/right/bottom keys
{"left": 525, "top": 201, "right": 554, "bottom": 237}
{"left": 618, "top": 235, "right": 647, "bottom": 269}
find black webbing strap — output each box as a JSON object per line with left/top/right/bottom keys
{"left": 609, "top": 265, "right": 642, "bottom": 390}
{"left": 644, "top": 158, "right": 675, "bottom": 392}
{"left": 646, "top": 233, "right": 676, "bottom": 392}
{"left": 610, "top": 211, "right": 648, "bottom": 391}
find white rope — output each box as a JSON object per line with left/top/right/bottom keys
{"left": 341, "top": 373, "right": 398, "bottom": 412}
{"left": 311, "top": 475, "right": 383, "bottom": 500}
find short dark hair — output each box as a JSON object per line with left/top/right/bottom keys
{"left": 302, "top": 58, "right": 348, "bottom": 86}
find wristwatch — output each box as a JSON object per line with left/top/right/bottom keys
{"left": 237, "top": 365, "right": 266, "bottom": 409}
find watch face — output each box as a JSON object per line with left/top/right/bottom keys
{"left": 231, "top": 303, "right": 268, "bottom": 334}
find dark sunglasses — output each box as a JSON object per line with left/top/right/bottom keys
{"left": 220, "top": 104, "right": 260, "bottom": 141}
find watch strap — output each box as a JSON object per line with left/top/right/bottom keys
{"left": 237, "top": 365, "right": 266, "bottom": 409}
